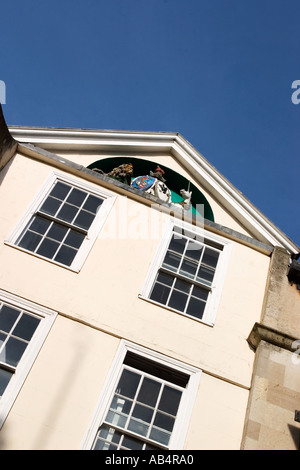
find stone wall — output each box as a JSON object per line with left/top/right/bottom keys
{"left": 242, "top": 247, "right": 300, "bottom": 450}
{"left": 242, "top": 341, "right": 300, "bottom": 449}
{"left": 0, "top": 104, "right": 17, "bottom": 170}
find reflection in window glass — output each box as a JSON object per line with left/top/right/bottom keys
{"left": 92, "top": 354, "right": 186, "bottom": 451}
{"left": 0, "top": 368, "right": 13, "bottom": 397}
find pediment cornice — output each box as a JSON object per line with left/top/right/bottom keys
{"left": 6, "top": 125, "right": 300, "bottom": 254}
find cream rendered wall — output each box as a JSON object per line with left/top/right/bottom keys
{"left": 0, "top": 314, "right": 248, "bottom": 450}
{"left": 0, "top": 316, "right": 120, "bottom": 450}
{"left": 0, "top": 152, "right": 271, "bottom": 449}
{"left": 0, "top": 153, "right": 270, "bottom": 385}
{"left": 185, "top": 373, "right": 249, "bottom": 450}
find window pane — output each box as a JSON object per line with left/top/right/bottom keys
{"left": 47, "top": 223, "right": 68, "bottom": 242}
{"left": 192, "top": 285, "right": 209, "bottom": 301}
{"left": 153, "top": 411, "right": 175, "bottom": 432}
{"left": 0, "top": 368, "right": 13, "bottom": 396}
{"left": 132, "top": 403, "right": 154, "bottom": 423}
{"left": 186, "top": 297, "right": 205, "bottom": 319}
{"left": 128, "top": 417, "right": 149, "bottom": 437}
{"left": 3, "top": 337, "right": 28, "bottom": 367}
{"left": 0, "top": 305, "right": 20, "bottom": 333}
{"left": 168, "top": 290, "right": 188, "bottom": 312}
{"left": 49, "top": 182, "right": 71, "bottom": 200}
{"left": 29, "top": 216, "right": 51, "bottom": 235}
{"left": 179, "top": 258, "right": 198, "bottom": 278}
{"left": 186, "top": 240, "right": 203, "bottom": 261}
{"left": 162, "top": 251, "right": 181, "bottom": 271}
{"left": 106, "top": 396, "right": 131, "bottom": 428}
{"left": 106, "top": 410, "right": 127, "bottom": 428}
{"left": 36, "top": 238, "right": 59, "bottom": 259}
{"left": 93, "top": 439, "right": 118, "bottom": 450}
{"left": 83, "top": 195, "right": 103, "bottom": 213}
{"left": 168, "top": 234, "right": 186, "bottom": 254}
{"left": 197, "top": 266, "right": 215, "bottom": 285}
{"left": 145, "top": 443, "right": 159, "bottom": 450}
{"left": 64, "top": 230, "right": 85, "bottom": 249}
{"left": 158, "top": 386, "right": 182, "bottom": 415}
{"left": 110, "top": 395, "right": 133, "bottom": 415}
{"left": 136, "top": 377, "right": 161, "bottom": 407}
{"left": 174, "top": 278, "right": 190, "bottom": 293}
{"left": 98, "top": 425, "right": 122, "bottom": 444}
{"left": 12, "top": 314, "right": 40, "bottom": 341}
{"left": 116, "top": 369, "right": 141, "bottom": 399}
{"left": 0, "top": 336, "right": 7, "bottom": 363}
{"left": 0, "top": 331, "right": 6, "bottom": 346}
{"left": 54, "top": 245, "right": 77, "bottom": 266}
{"left": 40, "top": 196, "right": 62, "bottom": 216}
{"left": 73, "top": 210, "right": 95, "bottom": 230}
{"left": 93, "top": 425, "right": 122, "bottom": 450}
{"left": 57, "top": 203, "right": 78, "bottom": 223}
{"left": 150, "top": 283, "right": 170, "bottom": 305}
{"left": 66, "top": 188, "right": 86, "bottom": 207}
{"left": 18, "top": 231, "right": 42, "bottom": 252}
{"left": 149, "top": 427, "right": 171, "bottom": 446}
{"left": 156, "top": 272, "right": 173, "bottom": 287}
{"left": 122, "top": 434, "right": 144, "bottom": 450}
{"left": 202, "top": 248, "right": 219, "bottom": 268}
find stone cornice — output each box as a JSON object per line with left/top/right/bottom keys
{"left": 0, "top": 104, "right": 17, "bottom": 170}
{"left": 247, "top": 322, "right": 298, "bottom": 352}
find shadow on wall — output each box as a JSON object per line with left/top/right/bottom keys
{"left": 0, "top": 422, "right": 7, "bottom": 450}
{"left": 0, "top": 104, "right": 17, "bottom": 171}
{"left": 0, "top": 155, "right": 14, "bottom": 187}
{"left": 0, "top": 333, "right": 94, "bottom": 450}
{"left": 288, "top": 423, "right": 300, "bottom": 450}
{"left": 31, "top": 353, "right": 81, "bottom": 449}
{"left": 32, "top": 334, "right": 91, "bottom": 450}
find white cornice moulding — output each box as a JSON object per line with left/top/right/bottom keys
{"left": 172, "top": 138, "right": 298, "bottom": 252}
{"left": 9, "top": 127, "right": 177, "bottom": 152}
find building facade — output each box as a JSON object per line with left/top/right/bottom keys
{"left": 0, "top": 105, "right": 299, "bottom": 450}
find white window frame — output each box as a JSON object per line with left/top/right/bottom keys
{"left": 139, "top": 219, "right": 232, "bottom": 326}
{"left": 0, "top": 290, "right": 57, "bottom": 429}
{"left": 80, "top": 340, "right": 201, "bottom": 450}
{"left": 5, "top": 171, "right": 116, "bottom": 272}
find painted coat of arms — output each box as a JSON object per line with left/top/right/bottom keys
{"left": 131, "top": 175, "right": 156, "bottom": 191}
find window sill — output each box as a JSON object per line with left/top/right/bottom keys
{"left": 138, "top": 294, "right": 214, "bottom": 327}
{"left": 4, "top": 241, "right": 81, "bottom": 273}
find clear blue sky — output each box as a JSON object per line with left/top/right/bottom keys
{"left": 1, "top": 0, "right": 299, "bottom": 247}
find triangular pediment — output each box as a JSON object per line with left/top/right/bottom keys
{"left": 4, "top": 124, "right": 299, "bottom": 255}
